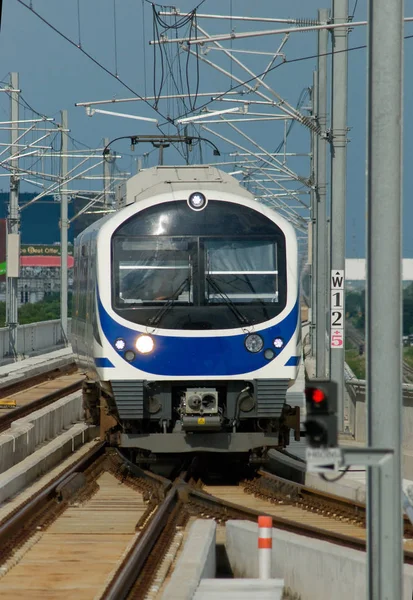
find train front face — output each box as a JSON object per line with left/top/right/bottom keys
{"left": 95, "top": 190, "right": 300, "bottom": 460}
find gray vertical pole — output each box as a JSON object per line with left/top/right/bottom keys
{"left": 310, "top": 71, "right": 318, "bottom": 356}
{"left": 330, "top": 0, "right": 348, "bottom": 430}
{"left": 103, "top": 137, "right": 110, "bottom": 207}
{"left": 366, "top": 0, "right": 403, "bottom": 598}
{"left": 315, "top": 9, "right": 329, "bottom": 378}
{"left": 60, "top": 110, "right": 69, "bottom": 342}
{"left": 6, "top": 72, "right": 20, "bottom": 359}
{"left": 159, "top": 144, "right": 164, "bottom": 166}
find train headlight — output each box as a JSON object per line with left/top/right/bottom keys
{"left": 273, "top": 337, "right": 284, "bottom": 349}
{"left": 244, "top": 333, "right": 264, "bottom": 353}
{"left": 114, "top": 338, "right": 126, "bottom": 351}
{"left": 188, "top": 192, "right": 207, "bottom": 211}
{"left": 135, "top": 334, "right": 155, "bottom": 354}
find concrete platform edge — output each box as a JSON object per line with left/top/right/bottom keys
{"left": 0, "top": 347, "right": 74, "bottom": 389}
{"left": 225, "top": 520, "right": 413, "bottom": 600}
{"left": 0, "top": 391, "right": 83, "bottom": 474}
{"left": 161, "top": 519, "right": 216, "bottom": 600}
{"left": 0, "top": 423, "right": 97, "bottom": 504}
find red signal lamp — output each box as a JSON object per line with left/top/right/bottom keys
{"left": 304, "top": 380, "right": 338, "bottom": 448}
{"left": 312, "top": 389, "right": 325, "bottom": 403}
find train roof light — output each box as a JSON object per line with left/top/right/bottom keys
{"left": 188, "top": 192, "right": 207, "bottom": 211}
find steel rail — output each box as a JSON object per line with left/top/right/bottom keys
{"left": 103, "top": 472, "right": 188, "bottom": 600}
{"left": 188, "top": 485, "right": 369, "bottom": 551}
{"left": 188, "top": 478, "right": 413, "bottom": 561}
{"left": 103, "top": 485, "right": 180, "bottom": 600}
{"left": 0, "top": 362, "right": 78, "bottom": 398}
{"left": 0, "top": 441, "right": 106, "bottom": 549}
{"left": 259, "top": 469, "right": 365, "bottom": 510}
{"left": 258, "top": 469, "right": 413, "bottom": 536}
{"left": 0, "top": 376, "right": 84, "bottom": 434}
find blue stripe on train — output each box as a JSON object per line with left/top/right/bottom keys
{"left": 98, "top": 296, "right": 299, "bottom": 376}
{"left": 94, "top": 357, "right": 114, "bottom": 368}
{"left": 284, "top": 355, "right": 300, "bottom": 367}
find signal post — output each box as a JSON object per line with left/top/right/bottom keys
{"left": 304, "top": 381, "right": 400, "bottom": 599}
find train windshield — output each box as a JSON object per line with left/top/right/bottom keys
{"left": 113, "top": 236, "right": 280, "bottom": 307}
{"left": 205, "top": 239, "right": 278, "bottom": 304}
{"left": 111, "top": 200, "right": 287, "bottom": 329}
{"left": 113, "top": 238, "right": 192, "bottom": 306}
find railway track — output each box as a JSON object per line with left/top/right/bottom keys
{"left": 195, "top": 470, "right": 413, "bottom": 555}
{"left": 346, "top": 321, "right": 413, "bottom": 383}
{"left": 1, "top": 450, "right": 413, "bottom": 599}
{"left": 0, "top": 364, "right": 84, "bottom": 433}
{"left": 0, "top": 445, "right": 186, "bottom": 599}
{"left": 0, "top": 359, "right": 411, "bottom": 597}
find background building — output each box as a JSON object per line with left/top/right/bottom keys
{"left": 0, "top": 192, "right": 103, "bottom": 305}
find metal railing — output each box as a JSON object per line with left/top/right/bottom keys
{"left": 0, "top": 319, "right": 72, "bottom": 364}
{"left": 345, "top": 364, "right": 413, "bottom": 442}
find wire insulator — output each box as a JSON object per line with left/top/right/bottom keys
{"left": 295, "top": 19, "right": 321, "bottom": 27}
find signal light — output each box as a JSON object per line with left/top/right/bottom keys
{"left": 305, "top": 380, "right": 338, "bottom": 448}
{"left": 311, "top": 389, "right": 325, "bottom": 403}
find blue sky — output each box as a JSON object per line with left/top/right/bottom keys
{"left": 0, "top": 0, "right": 412, "bottom": 256}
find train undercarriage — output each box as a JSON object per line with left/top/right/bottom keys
{"left": 82, "top": 378, "right": 300, "bottom": 468}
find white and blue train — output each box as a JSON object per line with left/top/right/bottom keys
{"left": 72, "top": 165, "right": 301, "bottom": 465}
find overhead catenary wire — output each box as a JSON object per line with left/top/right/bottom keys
{"left": 16, "top": 0, "right": 176, "bottom": 128}
{"left": 175, "top": 35, "right": 413, "bottom": 123}
{"left": 16, "top": 0, "right": 413, "bottom": 180}
{"left": 141, "top": 0, "right": 147, "bottom": 97}
{"left": 185, "top": 14, "right": 197, "bottom": 110}
{"left": 18, "top": 0, "right": 411, "bottom": 141}
{"left": 113, "top": 0, "right": 118, "bottom": 77}
{"left": 151, "top": 6, "right": 204, "bottom": 158}
{"left": 152, "top": 5, "right": 165, "bottom": 109}
{"left": 350, "top": 0, "right": 359, "bottom": 21}
{"left": 77, "top": 0, "right": 81, "bottom": 48}
{"left": 242, "top": 87, "right": 310, "bottom": 182}
{"left": 151, "top": 6, "right": 201, "bottom": 113}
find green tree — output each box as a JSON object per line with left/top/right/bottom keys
{"left": 403, "top": 295, "right": 413, "bottom": 336}
{"left": 346, "top": 290, "right": 364, "bottom": 318}
{"left": 345, "top": 289, "right": 365, "bottom": 331}
{"left": 0, "top": 293, "right": 72, "bottom": 327}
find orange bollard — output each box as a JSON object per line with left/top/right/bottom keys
{"left": 258, "top": 515, "right": 272, "bottom": 579}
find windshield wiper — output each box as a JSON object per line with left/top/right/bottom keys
{"left": 147, "top": 277, "right": 190, "bottom": 327}
{"left": 206, "top": 274, "right": 250, "bottom": 326}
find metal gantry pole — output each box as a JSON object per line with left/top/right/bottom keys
{"left": 330, "top": 0, "right": 348, "bottom": 429}
{"left": 315, "top": 9, "right": 329, "bottom": 377}
{"left": 6, "top": 72, "right": 20, "bottom": 359}
{"left": 59, "top": 110, "right": 69, "bottom": 342}
{"left": 366, "top": 0, "right": 403, "bottom": 597}
{"left": 103, "top": 137, "right": 110, "bottom": 207}
{"left": 310, "top": 72, "right": 318, "bottom": 356}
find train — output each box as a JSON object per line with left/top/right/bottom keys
{"left": 72, "top": 165, "right": 301, "bottom": 467}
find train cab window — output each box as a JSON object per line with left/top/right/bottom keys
{"left": 111, "top": 200, "right": 287, "bottom": 328}
{"left": 113, "top": 238, "right": 193, "bottom": 306}
{"left": 205, "top": 238, "right": 279, "bottom": 304}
